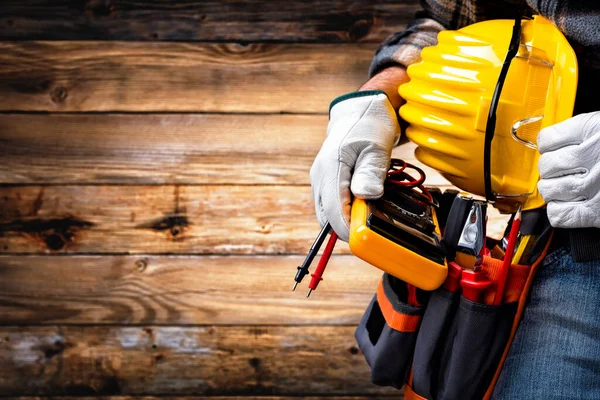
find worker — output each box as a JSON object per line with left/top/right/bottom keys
{"left": 310, "top": 2, "right": 600, "bottom": 398}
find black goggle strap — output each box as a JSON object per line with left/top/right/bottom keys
{"left": 484, "top": 16, "right": 523, "bottom": 202}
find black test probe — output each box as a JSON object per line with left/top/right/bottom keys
{"left": 293, "top": 223, "right": 332, "bottom": 291}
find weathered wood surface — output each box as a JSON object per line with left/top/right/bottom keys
{"left": 0, "top": 113, "right": 442, "bottom": 185}
{"left": 0, "top": 42, "right": 376, "bottom": 113}
{"left": 0, "top": 0, "right": 419, "bottom": 43}
{"left": 0, "top": 185, "right": 329, "bottom": 254}
{"left": 0, "top": 185, "right": 507, "bottom": 254}
{"left": 0, "top": 326, "right": 397, "bottom": 396}
{"left": 7, "top": 398, "right": 398, "bottom": 400}
{"left": 0, "top": 184, "right": 506, "bottom": 255}
{"left": 0, "top": 255, "right": 381, "bottom": 325}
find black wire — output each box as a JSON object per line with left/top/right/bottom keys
{"left": 484, "top": 16, "right": 522, "bottom": 201}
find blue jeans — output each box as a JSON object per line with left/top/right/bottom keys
{"left": 493, "top": 247, "right": 600, "bottom": 399}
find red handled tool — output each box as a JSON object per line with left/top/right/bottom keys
{"left": 307, "top": 231, "right": 338, "bottom": 298}
{"left": 443, "top": 261, "right": 463, "bottom": 292}
{"left": 406, "top": 284, "right": 420, "bottom": 307}
{"left": 494, "top": 207, "right": 522, "bottom": 305}
{"left": 454, "top": 201, "right": 492, "bottom": 303}
{"left": 461, "top": 268, "right": 491, "bottom": 303}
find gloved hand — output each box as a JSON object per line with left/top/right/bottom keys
{"left": 310, "top": 91, "right": 400, "bottom": 242}
{"left": 537, "top": 111, "right": 600, "bottom": 228}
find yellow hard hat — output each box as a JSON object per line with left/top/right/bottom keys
{"left": 399, "top": 15, "right": 578, "bottom": 212}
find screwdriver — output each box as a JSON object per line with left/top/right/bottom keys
{"left": 293, "top": 223, "right": 331, "bottom": 291}
{"left": 307, "top": 231, "right": 338, "bottom": 298}
{"left": 494, "top": 206, "right": 522, "bottom": 305}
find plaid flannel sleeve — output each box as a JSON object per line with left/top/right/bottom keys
{"left": 368, "top": 16, "right": 445, "bottom": 76}
{"left": 369, "top": 0, "right": 532, "bottom": 77}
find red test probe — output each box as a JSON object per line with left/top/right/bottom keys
{"left": 307, "top": 231, "right": 338, "bottom": 298}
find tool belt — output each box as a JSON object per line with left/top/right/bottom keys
{"left": 355, "top": 210, "right": 554, "bottom": 400}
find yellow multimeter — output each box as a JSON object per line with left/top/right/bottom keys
{"left": 349, "top": 185, "right": 448, "bottom": 291}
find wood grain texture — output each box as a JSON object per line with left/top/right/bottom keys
{"left": 0, "top": 255, "right": 381, "bottom": 325}
{"left": 0, "top": 113, "right": 445, "bottom": 185}
{"left": 0, "top": 42, "right": 375, "bottom": 113}
{"left": 0, "top": 185, "right": 514, "bottom": 255}
{"left": 0, "top": 0, "right": 419, "bottom": 43}
{"left": 0, "top": 185, "right": 326, "bottom": 254}
{"left": 8, "top": 397, "right": 398, "bottom": 400}
{"left": 0, "top": 326, "right": 397, "bottom": 396}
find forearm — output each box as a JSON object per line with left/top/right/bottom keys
{"left": 360, "top": 66, "right": 409, "bottom": 111}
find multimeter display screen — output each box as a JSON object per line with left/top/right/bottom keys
{"left": 366, "top": 190, "right": 446, "bottom": 264}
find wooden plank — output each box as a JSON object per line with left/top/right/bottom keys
{"left": 7, "top": 397, "right": 398, "bottom": 400}
{"left": 0, "top": 185, "right": 326, "bottom": 255}
{"left": 0, "top": 42, "right": 377, "bottom": 113}
{"left": 0, "top": 113, "right": 442, "bottom": 185}
{"left": 0, "top": 326, "right": 397, "bottom": 396}
{"left": 0, "top": 255, "right": 382, "bottom": 325}
{"left": 0, "top": 0, "right": 419, "bottom": 43}
{"left": 0, "top": 185, "right": 509, "bottom": 254}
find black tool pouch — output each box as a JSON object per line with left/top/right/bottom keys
{"left": 355, "top": 273, "right": 426, "bottom": 389}
{"left": 410, "top": 289, "right": 460, "bottom": 398}
{"left": 407, "top": 254, "right": 529, "bottom": 400}
{"left": 404, "top": 233, "right": 554, "bottom": 400}
{"left": 434, "top": 298, "right": 518, "bottom": 400}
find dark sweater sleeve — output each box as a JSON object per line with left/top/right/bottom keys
{"left": 370, "top": 0, "right": 533, "bottom": 77}
{"left": 369, "top": 16, "right": 445, "bottom": 77}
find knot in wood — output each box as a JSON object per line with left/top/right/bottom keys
{"left": 45, "top": 233, "right": 66, "bottom": 251}
{"left": 50, "top": 86, "right": 68, "bottom": 104}
{"left": 255, "top": 223, "right": 273, "bottom": 235}
{"left": 135, "top": 258, "right": 148, "bottom": 272}
{"left": 348, "top": 18, "right": 373, "bottom": 41}
{"left": 170, "top": 226, "right": 181, "bottom": 237}
{"left": 85, "top": 0, "right": 115, "bottom": 19}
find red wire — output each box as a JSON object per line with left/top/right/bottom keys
{"left": 386, "top": 159, "right": 432, "bottom": 202}
{"left": 304, "top": 158, "right": 431, "bottom": 297}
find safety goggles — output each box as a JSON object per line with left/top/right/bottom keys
{"left": 483, "top": 16, "right": 555, "bottom": 203}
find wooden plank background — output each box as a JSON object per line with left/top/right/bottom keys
{"left": 0, "top": 0, "right": 510, "bottom": 398}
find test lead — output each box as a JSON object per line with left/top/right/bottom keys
{"left": 307, "top": 231, "right": 338, "bottom": 298}
{"left": 293, "top": 223, "right": 331, "bottom": 291}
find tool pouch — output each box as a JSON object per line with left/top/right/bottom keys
{"left": 355, "top": 225, "right": 553, "bottom": 399}
{"left": 411, "top": 270, "right": 520, "bottom": 400}
{"left": 404, "top": 238, "right": 553, "bottom": 400}
{"left": 431, "top": 296, "right": 518, "bottom": 400}
{"left": 355, "top": 273, "right": 426, "bottom": 389}
{"left": 410, "top": 289, "right": 460, "bottom": 398}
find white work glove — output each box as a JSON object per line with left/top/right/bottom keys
{"left": 310, "top": 91, "right": 400, "bottom": 242}
{"left": 537, "top": 111, "right": 600, "bottom": 228}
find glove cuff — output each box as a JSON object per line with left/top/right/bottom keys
{"left": 329, "top": 90, "right": 388, "bottom": 115}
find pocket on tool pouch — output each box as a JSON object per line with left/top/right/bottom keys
{"left": 411, "top": 288, "right": 461, "bottom": 399}
{"left": 355, "top": 273, "right": 426, "bottom": 389}
{"left": 436, "top": 298, "right": 518, "bottom": 400}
